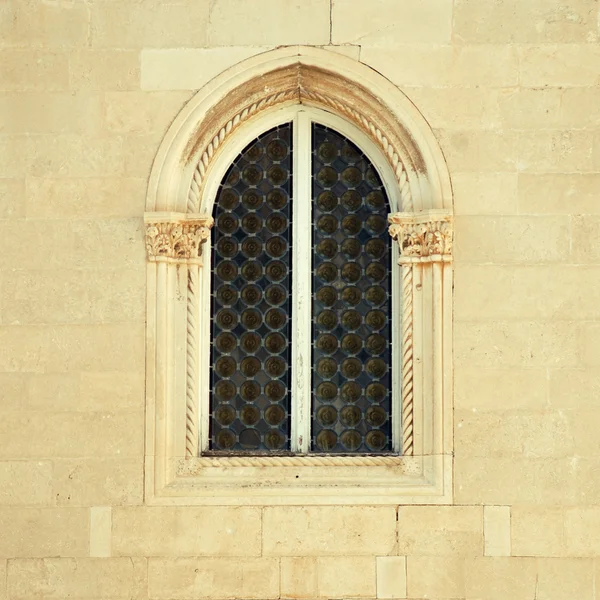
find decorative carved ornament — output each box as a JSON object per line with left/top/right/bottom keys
{"left": 388, "top": 210, "right": 453, "bottom": 263}
{"left": 145, "top": 212, "right": 214, "bottom": 264}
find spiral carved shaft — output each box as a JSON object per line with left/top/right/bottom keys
{"left": 186, "top": 266, "right": 200, "bottom": 457}
{"left": 401, "top": 264, "right": 414, "bottom": 455}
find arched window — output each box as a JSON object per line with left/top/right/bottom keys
{"left": 208, "top": 114, "right": 397, "bottom": 454}
{"left": 144, "top": 47, "right": 453, "bottom": 505}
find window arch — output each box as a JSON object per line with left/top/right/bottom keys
{"left": 144, "top": 46, "right": 453, "bottom": 505}
{"left": 207, "top": 112, "right": 398, "bottom": 455}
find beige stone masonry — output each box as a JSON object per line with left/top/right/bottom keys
{"left": 407, "top": 556, "right": 465, "bottom": 598}
{"left": 262, "top": 506, "right": 397, "bottom": 556}
{"left": 208, "top": 0, "right": 330, "bottom": 46}
{"left": 89, "top": 507, "right": 111, "bottom": 558}
{"left": 484, "top": 506, "right": 511, "bottom": 556}
{"left": 7, "top": 558, "right": 147, "bottom": 600}
{"left": 318, "top": 556, "right": 376, "bottom": 597}
{"left": 112, "top": 507, "right": 262, "bottom": 557}
{"left": 0, "top": 179, "right": 24, "bottom": 219}
{"left": 141, "top": 48, "right": 272, "bottom": 91}
{"left": 0, "top": 560, "right": 5, "bottom": 600}
{"left": 518, "top": 173, "right": 600, "bottom": 215}
{"left": 0, "top": 461, "right": 52, "bottom": 506}
{"left": 53, "top": 458, "right": 143, "bottom": 506}
{"left": 511, "top": 506, "right": 566, "bottom": 557}
{"left": 0, "top": 50, "right": 69, "bottom": 91}
{"left": 453, "top": 172, "right": 519, "bottom": 216}
{"left": 376, "top": 556, "right": 407, "bottom": 599}
{"left": 397, "top": 506, "right": 483, "bottom": 557}
{"left": 333, "top": 0, "right": 452, "bottom": 44}
{"left": 280, "top": 557, "right": 318, "bottom": 598}
{"left": 148, "top": 557, "right": 279, "bottom": 599}
{"left": 69, "top": 50, "right": 141, "bottom": 91}
{"left": 0, "top": 508, "right": 89, "bottom": 558}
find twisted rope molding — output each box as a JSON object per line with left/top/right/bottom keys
{"left": 300, "top": 89, "right": 414, "bottom": 212}
{"left": 187, "top": 89, "right": 298, "bottom": 214}
{"left": 185, "top": 266, "right": 200, "bottom": 457}
{"left": 184, "top": 88, "right": 420, "bottom": 458}
{"left": 180, "top": 455, "right": 408, "bottom": 469}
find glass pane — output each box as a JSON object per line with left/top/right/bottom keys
{"left": 311, "top": 123, "right": 392, "bottom": 454}
{"left": 210, "top": 123, "right": 293, "bottom": 453}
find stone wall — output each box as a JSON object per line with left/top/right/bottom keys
{"left": 2, "top": 0, "right": 600, "bottom": 597}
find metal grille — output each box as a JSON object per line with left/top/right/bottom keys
{"left": 209, "top": 123, "right": 293, "bottom": 452}
{"left": 311, "top": 123, "right": 392, "bottom": 453}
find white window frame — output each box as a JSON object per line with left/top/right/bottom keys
{"left": 144, "top": 46, "right": 454, "bottom": 505}
{"left": 201, "top": 105, "right": 403, "bottom": 455}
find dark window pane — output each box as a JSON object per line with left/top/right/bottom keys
{"left": 311, "top": 123, "right": 392, "bottom": 454}
{"left": 210, "top": 123, "right": 293, "bottom": 453}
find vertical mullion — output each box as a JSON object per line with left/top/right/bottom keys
{"left": 291, "top": 111, "right": 312, "bottom": 454}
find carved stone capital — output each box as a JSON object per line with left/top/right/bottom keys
{"left": 144, "top": 212, "right": 213, "bottom": 264}
{"left": 388, "top": 210, "right": 453, "bottom": 264}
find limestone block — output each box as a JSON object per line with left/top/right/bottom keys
{"left": 0, "top": 92, "right": 103, "bottom": 134}
{"left": 209, "top": 0, "right": 329, "bottom": 46}
{"left": 7, "top": 558, "right": 147, "bottom": 599}
{"left": 148, "top": 558, "right": 279, "bottom": 599}
{"left": 90, "top": 506, "right": 111, "bottom": 558}
{"left": 376, "top": 556, "right": 406, "bottom": 599}
{"left": 583, "top": 323, "right": 600, "bottom": 366}
{"left": 436, "top": 130, "right": 517, "bottom": 172}
{"left": 0, "top": 410, "right": 144, "bottom": 459}
{"left": 407, "top": 556, "right": 465, "bottom": 598}
{"left": 549, "top": 369, "right": 600, "bottom": 410}
{"left": 0, "top": 0, "right": 89, "bottom": 48}
{"left": 0, "top": 50, "right": 69, "bottom": 91}
{"left": 1, "top": 269, "right": 145, "bottom": 325}
{"left": 25, "top": 371, "right": 144, "bottom": 412}
{"left": 565, "top": 507, "right": 600, "bottom": 555}
{"left": 519, "top": 45, "right": 600, "bottom": 87}
{"left": 456, "top": 266, "right": 600, "bottom": 321}
{"left": 124, "top": 132, "right": 163, "bottom": 178}
{"left": 511, "top": 506, "right": 566, "bottom": 557}
{"left": 537, "top": 558, "right": 594, "bottom": 600}
{"left": 405, "top": 87, "right": 504, "bottom": 130}
{"left": 333, "top": 0, "right": 452, "bottom": 44}
{"left": 104, "top": 91, "right": 192, "bottom": 135}
{"left": 0, "top": 219, "right": 144, "bottom": 271}
{"left": 0, "top": 136, "right": 29, "bottom": 178}
{"left": 141, "top": 47, "right": 272, "bottom": 91}
{"left": 452, "top": 173, "right": 518, "bottom": 216}
{"left": 499, "top": 87, "right": 600, "bottom": 130}
{"left": 69, "top": 50, "right": 140, "bottom": 91}
{"left": 0, "top": 324, "right": 144, "bottom": 373}
{"left": 53, "top": 458, "right": 143, "bottom": 506}
{"left": 0, "top": 461, "right": 52, "bottom": 506}
{"left": 456, "top": 410, "right": 574, "bottom": 458}
{"left": 464, "top": 557, "right": 537, "bottom": 600}
{"left": 397, "top": 506, "right": 483, "bottom": 557}
{"left": 454, "top": 367, "right": 548, "bottom": 411}
{"left": 484, "top": 506, "right": 510, "bottom": 557}
{"left": 361, "top": 44, "right": 518, "bottom": 87}
{"left": 0, "top": 508, "right": 88, "bottom": 557}
{"left": 572, "top": 216, "right": 600, "bottom": 263}
{"left": 280, "top": 557, "right": 318, "bottom": 599}
{"left": 453, "top": 0, "right": 597, "bottom": 43}
{"left": 518, "top": 130, "right": 594, "bottom": 173}
{"left": 0, "top": 560, "right": 5, "bottom": 600}
{"left": 113, "top": 507, "right": 262, "bottom": 556}
{"left": 90, "top": 0, "right": 209, "bottom": 48}
{"left": 454, "top": 216, "right": 570, "bottom": 264}
{"left": 518, "top": 173, "right": 600, "bottom": 215}
{"left": 0, "top": 178, "right": 24, "bottom": 219}
{"left": 262, "top": 506, "right": 396, "bottom": 556}
{"left": 317, "top": 556, "right": 376, "bottom": 598}
{"left": 455, "top": 457, "right": 580, "bottom": 505}
{"left": 454, "top": 321, "right": 579, "bottom": 368}
{"left": 0, "top": 373, "right": 26, "bottom": 411}
{"left": 26, "top": 177, "right": 146, "bottom": 219}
